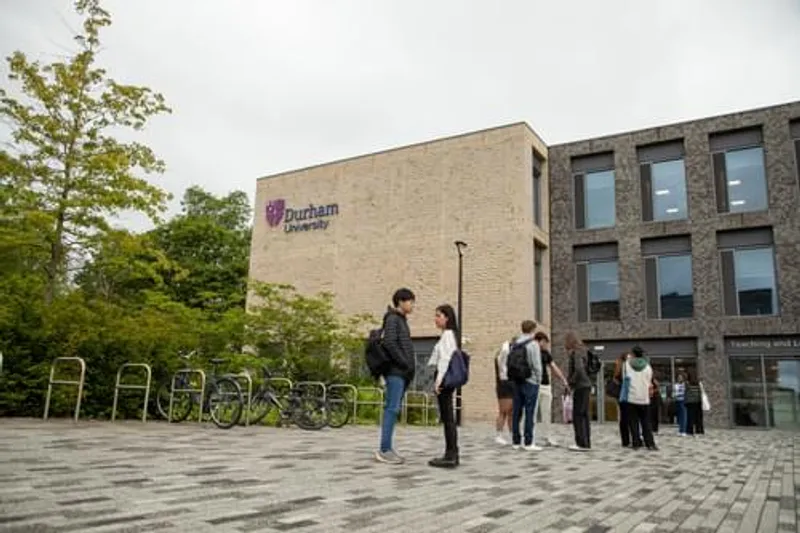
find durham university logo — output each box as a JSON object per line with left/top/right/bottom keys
{"left": 265, "top": 198, "right": 339, "bottom": 233}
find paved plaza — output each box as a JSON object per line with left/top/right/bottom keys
{"left": 0, "top": 418, "right": 797, "bottom": 533}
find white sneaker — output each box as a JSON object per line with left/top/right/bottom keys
{"left": 494, "top": 435, "right": 508, "bottom": 445}
{"left": 523, "top": 444, "right": 543, "bottom": 451}
{"left": 568, "top": 444, "right": 589, "bottom": 452}
{"left": 546, "top": 437, "right": 558, "bottom": 447}
{"left": 511, "top": 444, "right": 521, "bottom": 450}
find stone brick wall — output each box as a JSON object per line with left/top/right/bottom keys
{"left": 249, "top": 123, "right": 552, "bottom": 423}
{"left": 548, "top": 101, "right": 800, "bottom": 427}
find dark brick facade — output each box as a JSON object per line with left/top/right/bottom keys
{"left": 548, "top": 101, "right": 800, "bottom": 427}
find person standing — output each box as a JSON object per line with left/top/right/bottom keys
{"left": 674, "top": 372, "right": 687, "bottom": 436}
{"left": 566, "top": 332, "right": 592, "bottom": 451}
{"left": 533, "top": 332, "right": 569, "bottom": 447}
{"left": 684, "top": 371, "right": 705, "bottom": 436}
{"left": 375, "top": 288, "right": 416, "bottom": 464}
{"left": 427, "top": 304, "right": 461, "bottom": 468}
{"left": 507, "top": 320, "right": 543, "bottom": 451}
{"left": 613, "top": 352, "right": 634, "bottom": 447}
{"left": 626, "top": 346, "right": 658, "bottom": 451}
{"left": 493, "top": 336, "right": 516, "bottom": 445}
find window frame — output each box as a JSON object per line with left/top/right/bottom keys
{"left": 710, "top": 128, "right": 769, "bottom": 215}
{"left": 572, "top": 152, "right": 615, "bottom": 230}
{"left": 719, "top": 244, "right": 779, "bottom": 317}
{"left": 643, "top": 252, "right": 694, "bottom": 320}
{"left": 532, "top": 150, "right": 544, "bottom": 228}
{"left": 576, "top": 258, "right": 621, "bottom": 323}
{"left": 534, "top": 244, "right": 544, "bottom": 322}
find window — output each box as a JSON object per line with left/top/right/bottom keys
{"left": 718, "top": 228, "right": 778, "bottom": 316}
{"left": 534, "top": 244, "right": 544, "bottom": 321}
{"left": 573, "top": 152, "right": 616, "bottom": 229}
{"left": 710, "top": 128, "right": 768, "bottom": 214}
{"left": 730, "top": 355, "right": 800, "bottom": 429}
{"left": 533, "top": 150, "right": 544, "bottom": 227}
{"left": 642, "top": 235, "right": 693, "bottom": 319}
{"left": 791, "top": 120, "right": 800, "bottom": 187}
{"left": 575, "top": 243, "right": 620, "bottom": 322}
{"left": 638, "top": 140, "right": 687, "bottom": 221}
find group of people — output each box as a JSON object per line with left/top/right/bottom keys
{"left": 371, "top": 288, "right": 707, "bottom": 468}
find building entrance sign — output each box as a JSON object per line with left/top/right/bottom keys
{"left": 726, "top": 336, "right": 800, "bottom": 356}
{"left": 266, "top": 199, "right": 339, "bottom": 233}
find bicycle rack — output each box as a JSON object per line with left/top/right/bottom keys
{"left": 225, "top": 371, "right": 253, "bottom": 426}
{"left": 168, "top": 369, "right": 205, "bottom": 423}
{"left": 111, "top": 363, "right": 152, "bottom": 423}
{"left": 295, "top": 381, "right": 326, "bottom": 401}
{"left": 266, "top": 377, "right": 293, "bottom": 402}
{"left": 43, "top": 357, "right": 86, "bottom": 422}
{"left": 402, "top": 390, "right": 429, "bottom": 425}
{"left": 355, "top": 386, "right": 384, "bottom": 425}
{"left": 327, "top": 383, "right": 358, "bottom": 426}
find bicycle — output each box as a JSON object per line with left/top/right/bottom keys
{"left": 248, "top": 366, "right": 328, "bottom": 431}
{"left": 154, "top": 352, "right": 245, "bottom": 430}
{"left": 325, "top": 384, "right": 355, "bottom": 428}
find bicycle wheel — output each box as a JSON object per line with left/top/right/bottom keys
{"left": 292, "top": 396, "right": 329, "bottom": 431}
{"left": 249, "top": 390, "right": 278, "bottom": 426}
{"left": 207, "top": 376, "right": 244, "bottom": 430}
{"left": 156, "top": 381, "right": 193, "bottom": 422}
{"left": 326, "top": 392, "right": 352, "bottom": 428}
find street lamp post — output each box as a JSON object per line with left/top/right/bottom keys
{"left": 454, "top": 240, "right": 467, "bottom": 426}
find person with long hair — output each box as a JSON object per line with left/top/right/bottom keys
{"left": 613, "top": 352, "right": 634, "bottom": 447}
{"left": 565, "top": 331, "right": 592, "bottom": 451}
{"left": 493, "top": 335, "right": 516, "bottom": 445}
{"left": 684, "top": 370, "right": 705, "bottom": 436}
{"left": 426, "top": 304, "right": 460, "bottom": 468}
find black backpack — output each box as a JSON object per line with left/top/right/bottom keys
{"left": 586, "top": 350, "right": 602, "bottom": 375}
{"left": 365, "top": 314, "right": 391, "bottom": 378}
{"left": 506, "top": 339, "right": 533, "bottom": 383}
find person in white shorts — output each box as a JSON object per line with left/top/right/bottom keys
{"left": 533, "top": 332, "right": 569, "bottom": 446}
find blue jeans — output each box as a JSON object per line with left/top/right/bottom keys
{"left": 676, "top": 400, "right": 687, "bottom": 433}
{"left": 380, "top": 375, "right": 405, "bottom": 452}
{"left": 511, "top": 382, "right": 539, "bottom": 446}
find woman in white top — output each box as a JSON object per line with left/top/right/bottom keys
{"left": 494, "top": 338, "right": 515, "bottom": 445}
{"left": 426, "top": 304, "right": 460, "bottom": 468}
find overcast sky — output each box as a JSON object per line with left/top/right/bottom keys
{"left": 1, "top": 0, "right": 799, "bottom": 231}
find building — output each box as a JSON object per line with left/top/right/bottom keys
{"left": 249, "top": 100, "right": 800, "bottom": 429}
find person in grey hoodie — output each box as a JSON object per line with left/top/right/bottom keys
{"left": 509, "top": 320, "right": 543, "bottom": 451}
{"left": 566, "top": 331, "right": 592, "bottom": 451}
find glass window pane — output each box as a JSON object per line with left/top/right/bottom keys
{"left": 734, "top": 248, "right": 777, "bottom": 316}
{"left": 588, "top": 260, "right": 619, "bottom": 321}
{"left": 534, "top": 247, "right": 543, "bottom": 321}
{"left": 657, "top": 254, "right": 693, "bottom": 319}
{"left": 584, "top": 170, "right": 615, "bottom": 228}
{"left": 651, "top": 159, "right": 688, "bottom": 221}
{"left": 765, "top": 357, "right": 800, "bottom": 430}
{"left": 729, "top": 357, "right": 768, "bottom": 427}
{"left": 725, "top": 147, "right": 768, "bottom": 213}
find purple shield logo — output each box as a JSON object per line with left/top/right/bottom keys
{"left": 265, "top": 199, "right": 286, "bottom": 227}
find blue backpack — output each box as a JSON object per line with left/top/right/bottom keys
{"left": 442, "top": 349, "right": 471, "bottom": 389}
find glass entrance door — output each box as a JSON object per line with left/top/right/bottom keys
{"left": 591, "top": 360, "right": 619, "bottom": 423}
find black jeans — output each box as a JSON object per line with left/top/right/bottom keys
{"left": 629, "top": 403, "right": 656, "bottom": 448}
{"left": 572, "top": 387, "right": 591, "bottom": 448}
{"left": 649, "top": 395, "right": 660, "bottom": 433}
{"left": 437, "top": 388, "right": 458, "bottom": 458}
{"left": 686, "top": 402, "right": 704, "bottom": 435}
{"left": 618, "top": 401, "right": 633, "bottom": 447}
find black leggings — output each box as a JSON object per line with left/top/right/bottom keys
{"left": 686, "top": 402, "right": 704, "bottom": 435}
{"left": 437, "top": 388, "right": 458, "bottom": 457}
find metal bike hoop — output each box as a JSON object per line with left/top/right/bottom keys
{"left": 168, "top": 369, "right": 205, "bottom": 423}
{"left": 43, "top": 357, "right": 86, "bottom": 422}
{"left": 266, "top": 377, "right": 293, "bottom": 401}
{"left": 355, "top": 386, "right": 384, "bottom": 425}
{"left": 328, "top": 383, "right": 358, "bottom": 426}
{"left": 294, "top": 381, "right": 326, "bottom": 401}
{"left": 111, "top": 363, "right": 152, "bottom": 423}
{"left": 402, "top": 390, "right": 429, "bottom": 425}
{"left": 224, "top": 371, "right": 253, "bottom": 426}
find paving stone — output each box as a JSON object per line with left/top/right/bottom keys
{"left": 0, "top": 419, "right": 797, "bottom": 532}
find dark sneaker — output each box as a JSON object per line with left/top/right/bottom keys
{"left": 374, "top": 450, "right": 404, "bottom": 464}
{"left": 428, "top": 456, "right": 457, "bottom": 468}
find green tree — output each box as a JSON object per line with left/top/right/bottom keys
{"left": 246, "top": 282, "right": 373, "bottom": 382}
{"left": 151, "top": 186, "right": 251, "bottom": 313}
{"left": 0, "top": 0, "right": 171, "bottom": 302}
